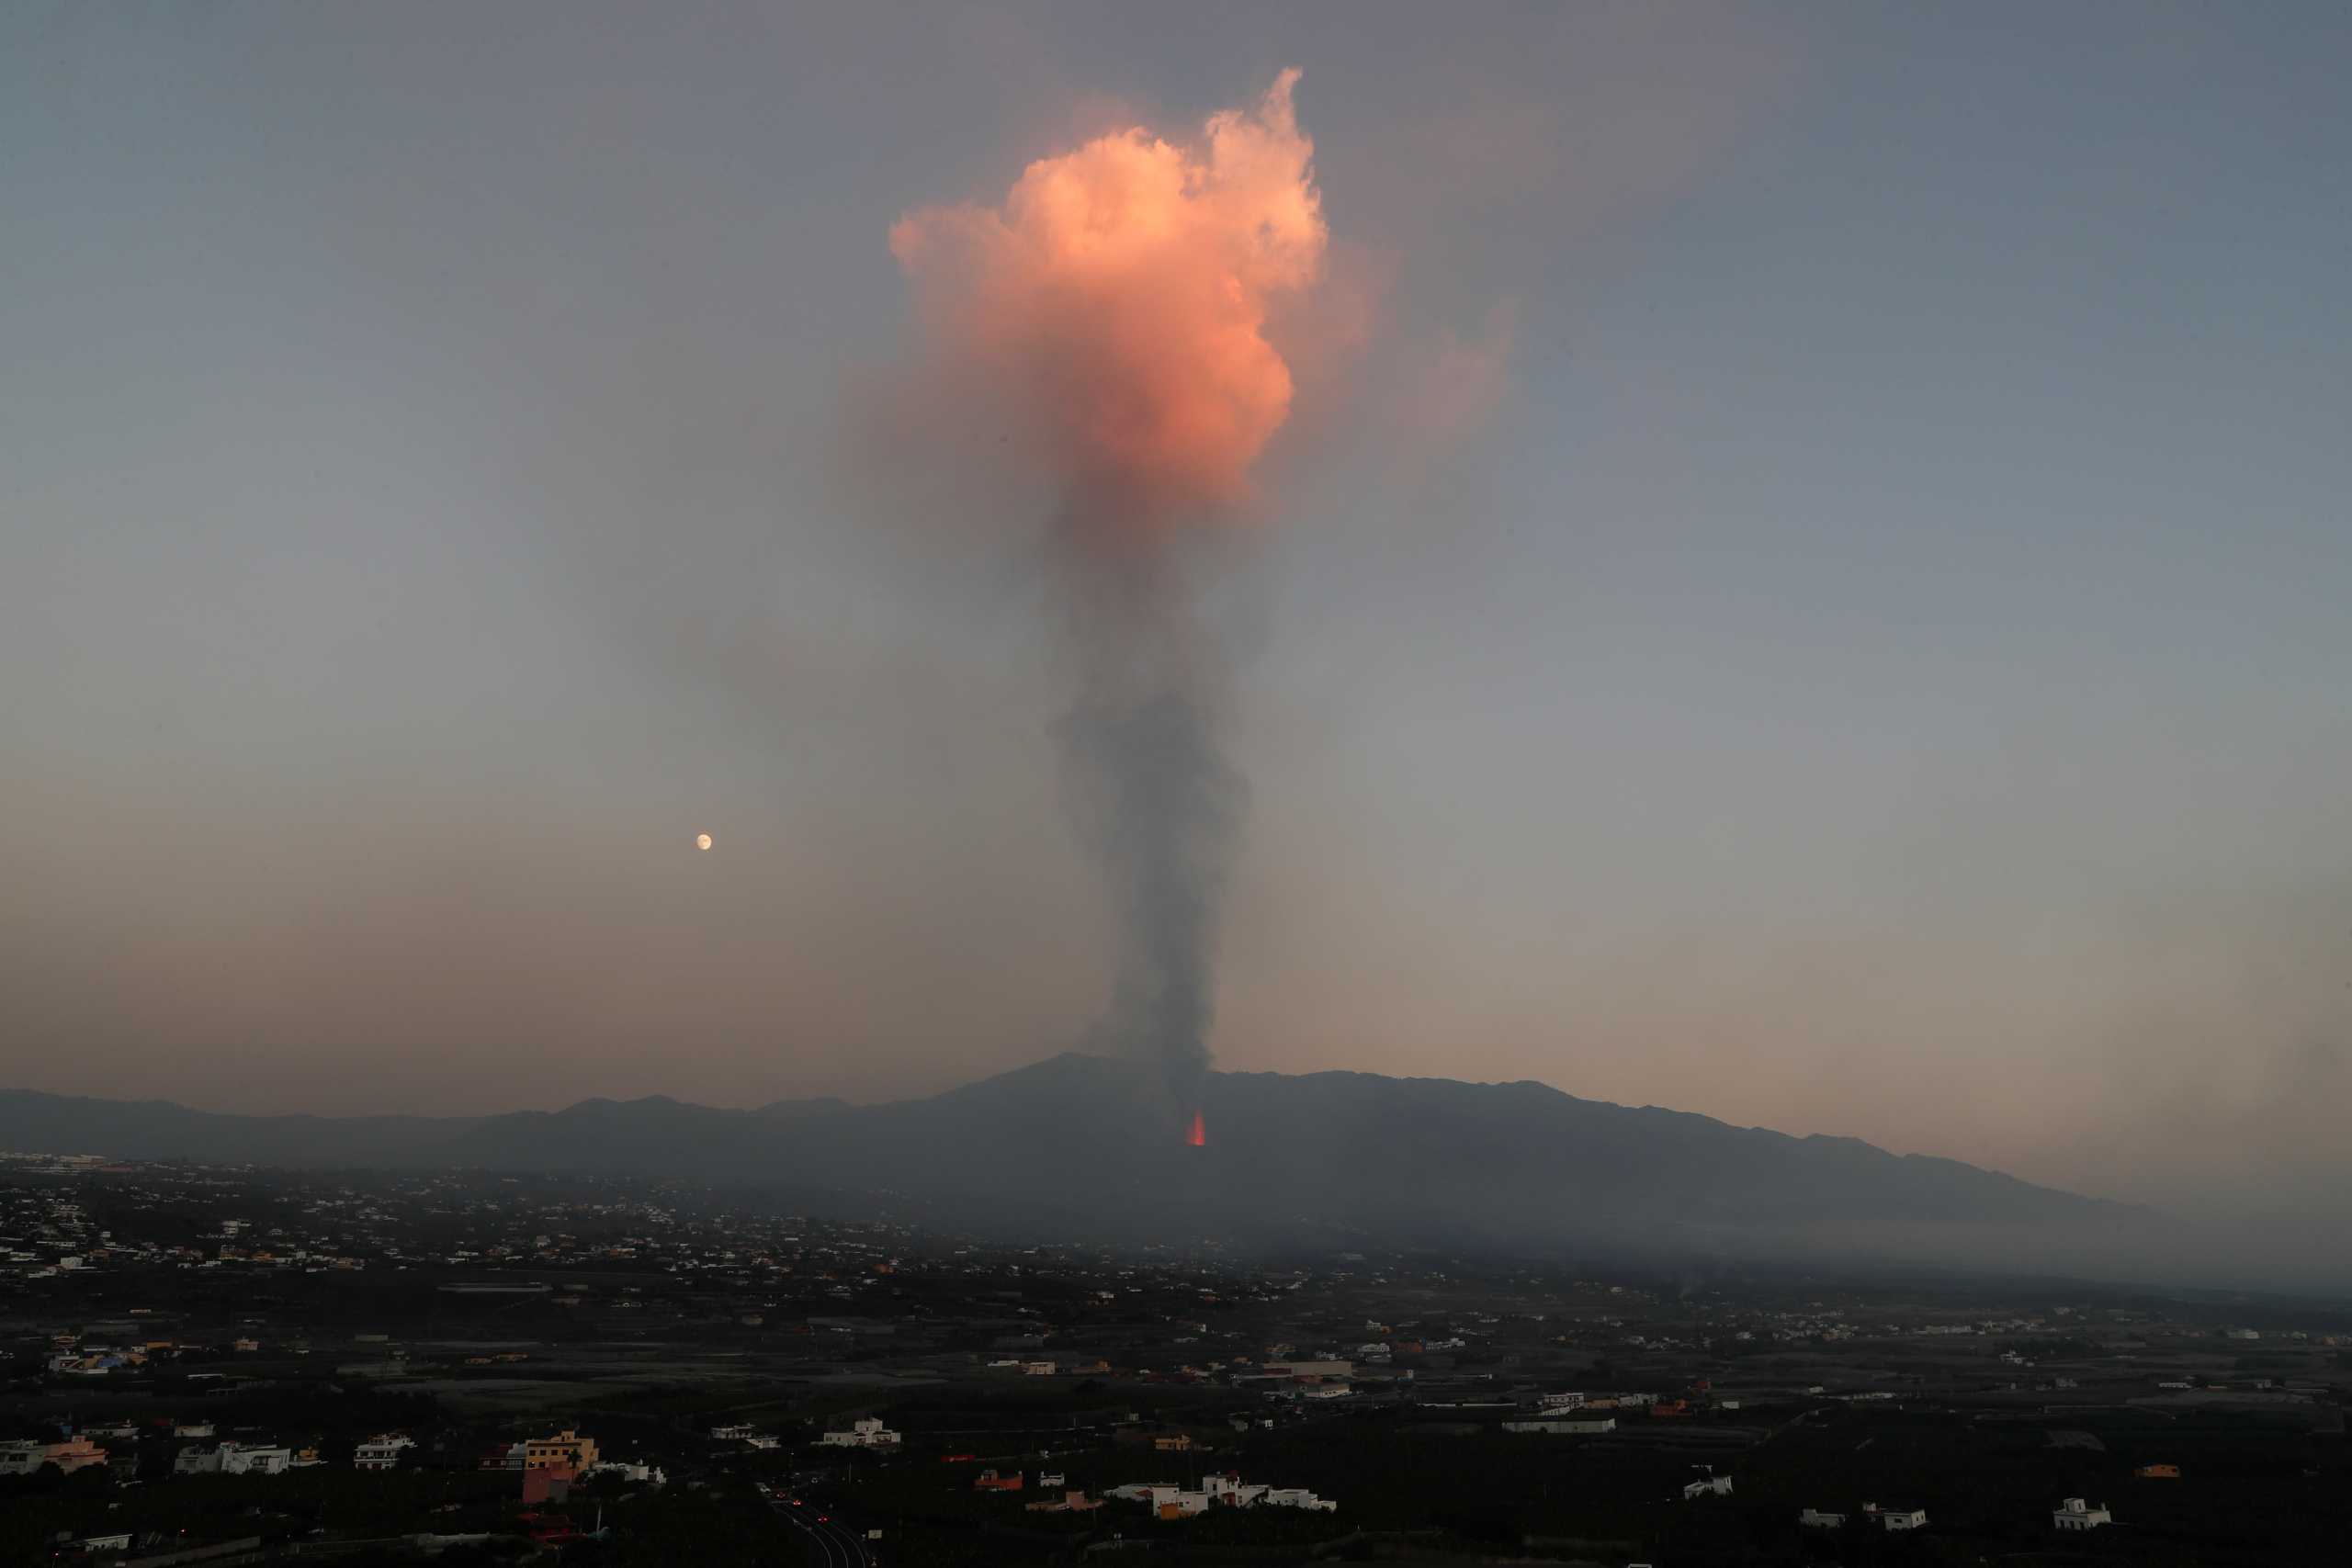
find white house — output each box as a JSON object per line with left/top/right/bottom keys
{"left": 1797, "top": 1508, "right": 1847, "bottom": 1529}
{"left": 1203, "top": 1475, "right": 1262, "bottom": 1508}
{"left": 820, "top": 1417, "right": 901, "bottom": 1449}
{"left": 355, "top": 1435, "right": 415, "bottom": 1471}
{"left": 220, "top": 1443, "right": 293, "bottom": 1475}
{"left": 710, "top": 1423, "right": 754, "bottom": 1441}
{"left": 1864, "top": 1504, "right": 1928, "bottom": 1530}
{"left": 2053, "top": 1498, "right": 2112, "bottom": 1531}
{"left": 583, "top": 1458, "right": 667, "bottom": 1485}
{"left": 1682, "top": 1475, "right": 1734, "bottom": 1500}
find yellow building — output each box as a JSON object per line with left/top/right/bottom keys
{"left": 524, "top": 1429, "right": 598, "bottom": 1471}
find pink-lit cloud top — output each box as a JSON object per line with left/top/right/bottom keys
{"left": 889, "top": 70, "right": 1327, "bottom": 533}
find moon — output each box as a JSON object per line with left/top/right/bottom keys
{"left": 695, "top": 832, "right": 713, "bottom": 852}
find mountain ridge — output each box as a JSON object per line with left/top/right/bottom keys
{"left": 0, "top": 1055, "right": 2174, "bottom": 1278}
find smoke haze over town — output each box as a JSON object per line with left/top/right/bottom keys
{"left": 7, "top": 0, "right": 2352, "bottom": 1263}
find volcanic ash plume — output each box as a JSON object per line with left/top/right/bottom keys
{"left": 890, "top": 71, "right": 1328, "bottom": 1124}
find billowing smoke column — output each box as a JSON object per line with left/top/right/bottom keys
{"left": 891, "top": 71, "right": 1327, "bottom": 1131}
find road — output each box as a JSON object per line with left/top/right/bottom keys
{"left": 768, "top": 1495, "right": 876, "bottom": 1568}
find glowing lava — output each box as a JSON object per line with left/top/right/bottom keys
{"left": 1186, "top": 1110, "right": 1206, "bottom": 1147}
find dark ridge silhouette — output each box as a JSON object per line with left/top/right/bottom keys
{"left": 0, "top": 1055, "right": 2177, "bottom": 1276}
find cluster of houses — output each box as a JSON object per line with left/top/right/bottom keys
{"left": 1104, "top": 1473, "right": 1339, "bottom": 1517}
{"left": 2, "top": 1427, "right": 439, "bottom": 1480}
{"left": 0, "top": 1434, "right": 111, "bottom": 1476}
{"left": 985, "top": 1356, "right": 1114, "bottom": 1376}
{"left": 4, "top": 1421, "right": 674, "bottom": 1489}
{"left": 475, "top": 1428, "right": 666, "bottom": 1504}
{"left": 1493, "top": 1383, "right": 1747, "bottom": 1436}
{"left": 1797, "top": 1499, "right": 2120, "bottom": 1533}
{"left": 1351, "top": 1334, "right": 1464, "bottom": 1366}
{"left": 1502, "top": 1415, "right": 1618, "bottom": 1435}
{"left": 173, "top": 1439, "right": 309, "bottom": 1475}
{"left": 1799, "top": 1504, "right": 1929, "bottom": 1531}
{"left": 1234, "top": 1359, "right": 1356, "bottom": 1402}
{"left": 946, "top": 1465, "right": 1105, "bottom": 1512}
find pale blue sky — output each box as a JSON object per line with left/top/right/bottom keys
{"left": 5, "top": 2, "right": 2348, "bottom": 1222}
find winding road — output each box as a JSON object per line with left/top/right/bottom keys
{"left": 769, "top": 1495, "right": 876, "bottom": 1567}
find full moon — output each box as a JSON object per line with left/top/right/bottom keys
{"left": 695, "top": 832, "right": 713, "bottom": 852}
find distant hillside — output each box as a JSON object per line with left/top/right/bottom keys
{"left": 0, "top": 1089, "right": 481, "bottom": 1166}
{"left": 0, "top": 1055, "right": 2174, "bottom": 1273}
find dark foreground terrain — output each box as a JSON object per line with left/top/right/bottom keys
{"left": 5, "top": 1154, "right": 2348, "bottom": 1565}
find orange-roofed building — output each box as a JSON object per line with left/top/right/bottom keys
{"left": 524, "top": 1430, "right": 598, "bottom": 1471}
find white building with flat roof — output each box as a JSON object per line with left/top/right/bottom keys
{"left": 820, "top": 1417, "right": 900, "bottom": 1449}
{"left": 221, "top": 1443, "right": 293, "bottom": 1475}
{"left": 355, "top": 1435, "right": 415, "bottom": 1471}
{"left": 583, "top": 1458, "right": 667, "bottom": 1485}
{"left": 2053, "top": 1498, "right": 2112, "bottom": 1531}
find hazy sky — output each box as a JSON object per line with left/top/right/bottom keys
{"left": 6, "top": 2, "right": 2349, "bottom": 1224}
